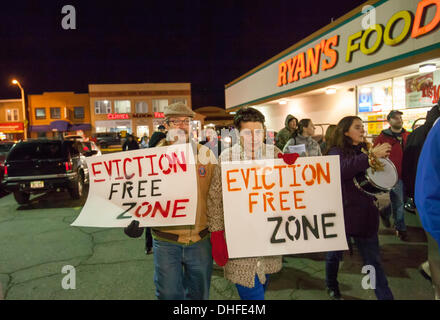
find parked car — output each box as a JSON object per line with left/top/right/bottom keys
{"left": 2, "top": 139, "right": 97, "bottom": 204}
{"left": 81, "top": 141, "right": 102, "bottom": 156}
{"left": 0, "top": 141, "right": 15, "bottom": 189}
{"left": 93, "top": 132, "right": 122, "bottom": 149}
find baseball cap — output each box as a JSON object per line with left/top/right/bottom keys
{"left": 387, "top": 110, "right": 403, "bottom": 121}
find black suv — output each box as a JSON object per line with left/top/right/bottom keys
{"left": 94, "top": 132, "right": 122, "bottom": 149}
{"left": 2, "top": 139, "right": 96, "bottom": 204}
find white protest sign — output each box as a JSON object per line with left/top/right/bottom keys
{"left": 288, "top": 144, "right": 306, "bottom": 157}
{"left": 221, "top": 155, "right": 348, "bottom": 259}
{"left": 71, "top": 143, "right": 198, "bottom": 228}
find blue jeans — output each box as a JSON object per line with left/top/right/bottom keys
{"left": 325, "top": 235, "right": 394, "bottom": 300}
{"left": 383, "top": 179, "right": 406, "bottom": 231}
{"left": 235, "top": 275, "right": 269, "bottom": 300}
{"left": 153, "top": 238, "right": 213, "bottom": 300}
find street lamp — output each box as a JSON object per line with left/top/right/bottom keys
{"left": 11, "top": 79, "right": 27, "bottom": 140}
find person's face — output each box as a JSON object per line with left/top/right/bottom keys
{"left": 205, "top": 128, "right": 217, "bottom": 141}
{"left": 239, "top": 122, "right": 265, "bottom": 158}
{"left": 166, "top": 116, "right": 191, "bottom": 142}
{"left": 389, "top": 114, "right": 403, "bottom": 130}
{"left": 344, "top": 119, "right": 365, "bottom": 145}
{"left": 288, "top": 119, "right": 297, "bottom": 130}
{"left": 305, "top": 121, "right": 316, "bottom": 136}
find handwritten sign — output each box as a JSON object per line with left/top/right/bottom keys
{"left": 71, "top": 143, "right": 198, "bottom": 228}
{"left": 221, "top": 156, "right": 348, "bottom": 258}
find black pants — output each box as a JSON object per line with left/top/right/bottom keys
{"left": 145, "top": 227, "right": 153, "bottom": 250}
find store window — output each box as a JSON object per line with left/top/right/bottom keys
{"left": 171, "top": 98, "right": 187, "bottom": 105}
{"left": 135, "top": 101, "right": 148, "bottom": 113}
{"left": 6, "top": 109, "right": 19, "bottom": 121}
{"left": 114, "top": 100, "right": 131, "bottom": 114}
{"left": 95, "top": 100, "right": 112, "bottom": 114}
{"left": 50, "top": 107, "right": 61, "bottom": 119}
{"left": 152, "top": 99, "right": 168, "bottom": 113}
{"left": 74, "top": 106, "right": 85, "bottom": 119}
{"left": 35, "top": 108, "right": 46, "bottom": 120}
{"left": 136, "top": 126, "right": 149, "bottom": 138}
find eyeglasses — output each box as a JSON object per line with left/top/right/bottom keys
{"left": 168, "top": 119, "right": 191, "bottom": 125}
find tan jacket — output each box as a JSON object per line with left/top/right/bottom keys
{"left": 207, "top": 143, "right": 283, "bottom": 288}
{"left": 152, "top": 139, "right": 216, "bottom": 245}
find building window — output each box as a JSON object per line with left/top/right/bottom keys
{"left": 95, "top": 100, "right": 112, "bottom": 114}
{"left": 35, "top": 108, "right": 46, "bottom": 120}
{"left": 171, "top": 98, "right": 187, "bottom": 105}
{"left": 135, "top": 101, "right": 148, "bottom": 113}
{"left": 6, "top": 109, "right": 19, "bottom": 121}
{"left": 50, "top": 107, "right": 61, "bottom": 119}
{"left": 152, "top": 99, "right": 168, "bottom": 113}
{"left": 74, "top": 106, "right": 85, "bottom": 119}
{"left": 114, "top": 100, "right": 131, "bottom": 113}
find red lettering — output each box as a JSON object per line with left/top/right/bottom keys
{"left": 103, "top": 160, "right": 112, "bottom": 177}
{"left": 145, "top": 155, "right": 158, "bottom": 176}
{"left": 133, "top": 156, "right": 144, "bottom": 177}
{"left": 172, "top": 199, "right": 189, "bottom": 218}
{"left": 123, "top": 158, "right": 135, "bottom": 180}
{"left": 135, "top": 202, "right": 152, "bottom": 218}
{"left": 322, "top": 35, "right": 339, "bottom": 71}
{"left": 159, "top": 154, "right": 173, "bottom": 175}
{"left": 151, "top": 201, "right": 171, "bottom": 218}
{"left": 112, "top": 159, "right": 122, "bottom": 178}
{"left": 172, "top": 152, "right": 187, "bottom": 172}
{"left": 91, "top": 162, "right": 102, "bottom": 176}
{"left": 412, "top": 0, "right": 440, "bottom": 38}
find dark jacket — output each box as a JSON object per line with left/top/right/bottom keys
{"left": 402, "top": 104, "right": 440, "bottom": 198}
{"left": 329, "top": 145, "right": 379, "bottom": 238}
{"left": 275, "top": 115, "right": 296, "bottom": 151}
{"left": 122, "top": 137, "right": 139, "bottom": 151}
{"left": 373, "top": 128, "right": 409, "bottom": 178}
{"left": 148, "top": 131, "right": 167, "bottom": 148}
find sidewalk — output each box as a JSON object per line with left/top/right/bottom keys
{"left": 0, "top": 191, "right": 435, "bottom": 300}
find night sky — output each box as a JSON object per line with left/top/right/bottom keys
{"left": 0, "top": 0, "right": 366, "bottom": 109}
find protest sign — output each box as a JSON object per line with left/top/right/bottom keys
{"left": 71, "top": 143, "right": 198, "bottom": 228}
{"left": 221, "top": 155, "right": 348, "bottom": 258}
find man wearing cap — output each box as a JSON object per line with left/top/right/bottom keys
{"left": 124, "top": 102, "right": 217, "bottom": 300}
{"left": 374, "top": 110, "right": 410, "bottom": 241}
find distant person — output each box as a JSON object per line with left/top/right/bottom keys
{"left": 200, "top": 126, "right": 221, "bottom": 159}
{"left": 320, "top": 125, "right": 337, "bottom": 155}
{"left": 283, "top": 119, "right": 322, "bottom": 157}
{"left": 374, "top": 111, "right": 410, "bottom": 241}
{"left": 140, "top": 135, "right": 149, "bottom": 149}
{"left": 415, "top": 118, "right": 440, "bottom": 300}
{"left": 122, "top": 134, "right": 139, "bottom": 151}
{"left": 148, "top": 126, "right": 167, "bottom": 148}
{"left": 275, "top": 115, "right": 298, "bottom": 150}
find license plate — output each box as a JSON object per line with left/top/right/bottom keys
{"left": 30, "top": 181, "right": 44, "bottom": 189}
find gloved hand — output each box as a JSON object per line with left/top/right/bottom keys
{"left": 211, "top": 230, "right": 229, "bottom": 267}
{"left": 124, "top": 220, "right": 144, "bottom": 238}
{"left": 278, "top": 152, "right": 299, "bottom": 165}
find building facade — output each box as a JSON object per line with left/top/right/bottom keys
{"left": 0, "top": 99, "right": 24, "bottom": 141}
{"left": 28, "top": 92, "right": 91, "bottom": 139}
{"left": 88, "top": 83, "right": 201, "bottom": 139}
{"left": 225, "top": 0, "right": 440, "bottom": 138}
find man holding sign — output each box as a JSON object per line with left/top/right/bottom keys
{"left": 207, "top": 107, "right": 348, "bottom": 300}
{"left": 73, "top": 102, "right": 216, "bottom": 300}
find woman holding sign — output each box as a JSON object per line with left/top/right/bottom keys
{"left": 283, "top": 119, "right": 322, "bottom": 157}
{"left": 207, "top": 107, "right": 283, "bottom": 300}
{"left": 325, "top": 116, "right": 394, "bottom": 300}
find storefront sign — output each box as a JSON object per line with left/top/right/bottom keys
{"left": 154, "top": 112, "right": 165, "bottom": 118}
{"left": 0, "top": 122, "right": 24, "bottom": 133}
{"left": 226, "top": 0, "right": 440, "bottom": 109}
{"left": 132, "top": 113, "right": 150, "bottom": 118}
{"left": 107, "top": 113, "right": 129, "bottom": 120}
{"left": 221, "top": 156, "right": 348, "bottom": 258}
{"left": 71, "top": 143, "right": 198, "bottom": 228}
{"left": 406, "top": 70, "right": 440, "bottom": 107}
